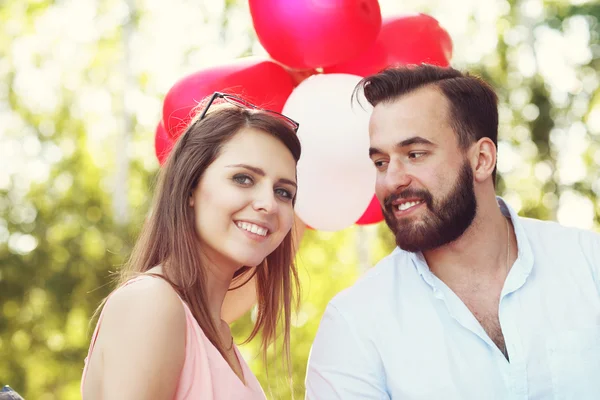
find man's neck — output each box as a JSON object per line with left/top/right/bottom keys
{"left": 423, "top": 199, "right": 514, "bottom": 286}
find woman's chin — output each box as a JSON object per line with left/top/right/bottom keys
{"left": 232, "top": 254, "right": 266, "bottom": 269}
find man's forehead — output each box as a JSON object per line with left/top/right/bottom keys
{"left": 372, "top": 89, "right": 449, "bottom": 125}
{"left": 368, "top": 89, "right": 454, "bottom": 148}
{"left": 376, "top": 87, "right": 448, "bottom": 115}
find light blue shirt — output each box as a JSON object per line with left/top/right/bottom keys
{"left": 305, "top": 198, "right": 600, "bottom": 400}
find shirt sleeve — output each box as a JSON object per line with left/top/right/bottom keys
{"left": 305, "top": 303, "right": 389, "bottom": 400}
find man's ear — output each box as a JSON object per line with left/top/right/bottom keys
{"left": 470, "top": 137, "right": 496, "bottom": 183}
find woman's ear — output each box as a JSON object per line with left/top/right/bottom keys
{"left": 189, "top": 192, "right": 195, "bottom": 207}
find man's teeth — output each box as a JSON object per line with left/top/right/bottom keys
{"left": 396, "top": 201, "right": 423, "bottom": 211}
{"left": 236, "top": 222, "right": 268, "bottom": 236}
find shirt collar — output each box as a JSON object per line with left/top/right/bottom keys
{"left": 401, "top": 196, "right": 534, "bottom": 290}
{"left": 497, "top": 196, "right": 534, "bottom": 292}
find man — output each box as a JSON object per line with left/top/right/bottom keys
{"left": 305, "top": 65, "right": 600, "bottom": 400}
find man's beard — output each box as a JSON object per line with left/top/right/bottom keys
{"left": 382, "top": 161, "right": 477, "bottom": 253}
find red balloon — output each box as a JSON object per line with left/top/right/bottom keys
{"left": 162, "top": 57, "right": 295, "bottom": 140}
{"left": 284, "top": 67, "right": 319, "bottom": 87}
{"left": 324, "top": 39, "right": 388, "bottom": 77}
{"left": 249, "top": 0, "right": 382, "bottom": 70}
{"left": 154, "top": 120, "right": 173, "bottom": 166}
{"left": 381, "top": 14, "right": 452, "bottom": 67}
{"left": 324, "top": 13, "right": 453, "bottom": 77}
{"left": 356, "top": 195, "right": 384, "bottom": 225}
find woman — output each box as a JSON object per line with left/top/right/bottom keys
{"left": 81, "top": 92, "right": 302, "bottom": 399}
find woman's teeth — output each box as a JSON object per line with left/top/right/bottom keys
{"left": 236, "top": 221, "right": 268, "bottom": 236}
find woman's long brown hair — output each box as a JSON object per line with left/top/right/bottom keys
{"left": 112, "top": 105, "right": 301, "bottom": 377}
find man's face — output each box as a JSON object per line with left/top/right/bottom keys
{"left": 368, "top": 86, "right": 477, "bottom": 252}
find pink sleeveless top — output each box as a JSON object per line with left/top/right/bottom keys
{"left": 81, "top": 276, "right": 267, "bottom": 399}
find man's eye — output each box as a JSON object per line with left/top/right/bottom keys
{"left": 374, "top": 160, "right": 388, "bottom": 168}
{"left": 409, "top": 152, "right": 426, "bottom": 159}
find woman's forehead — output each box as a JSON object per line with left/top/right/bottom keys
{"left": 211, "top": 128, "right": 297, "bottom": 178}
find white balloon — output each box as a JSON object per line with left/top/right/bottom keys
{"left": 283, "top": 73, "right": 375, "bottom": 231}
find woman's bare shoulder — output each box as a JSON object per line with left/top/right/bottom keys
{"left": 92, "top": 275, "right": 187, "bottom": 398}
{"left": 102, "top": 275, "right": 186, "bottom": 333}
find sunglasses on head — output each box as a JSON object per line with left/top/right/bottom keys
{"left": 197, "top": 92, "right": 299, "bottom": 133}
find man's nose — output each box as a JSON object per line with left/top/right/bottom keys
{"left": 383, "top": 161, "right": 411, "bottom": 193}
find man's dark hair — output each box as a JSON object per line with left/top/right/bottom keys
{"left": 355, "top": 64, "right": 499, "bottom": 183}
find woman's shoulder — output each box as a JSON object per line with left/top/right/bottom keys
{"left": 103, "top": 274, "right": 186, "bottom": 330}
{"left": 93, "top": 273, "right": 188, "bottom": 358}
{"left": 85, "top": 274, "right": 188, "bottom": 398}
{"left": 98, "top": 273, "right": 187, "bottom": 371}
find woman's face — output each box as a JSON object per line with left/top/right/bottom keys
{"left": 190, "top": 127, "right": 297, "bottom": 271}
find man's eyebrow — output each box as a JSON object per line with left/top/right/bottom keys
{"left": 369, "top": 147, "right": 383, "bottom": 157}
{"left": 396, "top": 136, "right": 436, "bottom": 148}
{"left": 369, "top": 136, "right": 436, "bottom": 157}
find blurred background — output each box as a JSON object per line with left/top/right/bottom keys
{"left": 1, "top": 0, "right": 599, "bottom": 398}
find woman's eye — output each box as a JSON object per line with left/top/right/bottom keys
{"left": 233, "top": 174, "right": 253, "bottom": 185}
{"left": 275, "top": 188, "right": 293, "bottom": 201}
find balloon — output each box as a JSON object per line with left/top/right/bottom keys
{"left": 324, "top": 39, "right": 388, "bottom": 77}
{"left": 154, "top": 120, "right": 173, "bottom": 166}
{"left": 284, "top": 67, "right": 319, "bottom": 87}
{"left": 162, "top": 57, "right": 295, "bottom": 140}
{"left": 356, "top": 195, "right": 384, "bottom": 225}
{"left": 381, "top": 14, "right": 452, "bottom": 67}
{"left": 283, "top": 74, "right": 376, "bottom": 232}
{"left": 324, "top": 13, "right": 453, "bottom": 77}
{"left": 249, "top": 0, "right": 382, "bottom": 70}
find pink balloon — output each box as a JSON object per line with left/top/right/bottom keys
{"left": 249, "top": 0, "right": 382, "bottom": 70}
{"left": 154, "top": 120, "right": 173, "bottom": 166}
{"left": 356, "top": 195, "right": 384, "bottom": 225}
{"left": 162, "top": 57, "right": 295, "bottom": 140}
{"left": 324, "top": 13, "right": 453, "bottom": 77}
